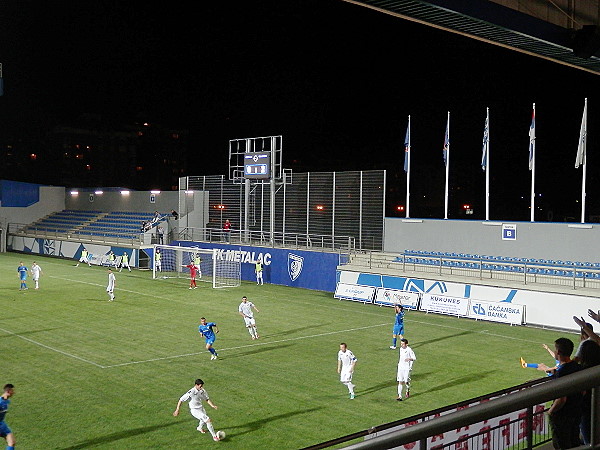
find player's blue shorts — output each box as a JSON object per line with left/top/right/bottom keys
{"left": 0, "top": 421, "right": 12, "bottom": 437}
{"left": 205, "top": 337, "right": 215, "bottom": 345}
{"left": 393, "top": 324, "right": 404, "bottom": 335}
{"left": 19, "top": 275, "right": 26, "bottom": 281}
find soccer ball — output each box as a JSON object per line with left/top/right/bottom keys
{"left": 216, "top": 430, "right": 226, "bottom": 440}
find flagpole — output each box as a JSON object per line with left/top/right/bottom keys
{"left": 405, "top": 115, "right": 411, "bottom": 218}
{"left": 530, "top": 103, "right": 536, "bottom": 222}
{"left": 581, "top": 98, "right": 588, "bottom": 223}
{"left": 485, "top": 107, "right": 490, "bottom": 221}
{"left": 444, "top": 111, "right": 450, "bottom": 220}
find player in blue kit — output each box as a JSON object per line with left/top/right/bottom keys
{"left": 17, "top": 262, "right": 28, "bottom": 290}
{"left": 0, "top": 383, "right": 16, "bottom": 450}
{"left": 390, "top": 304, "right": 405, "bottom": 349}
{"left": 199, "top": 317, "right": 219, "bottom": 360}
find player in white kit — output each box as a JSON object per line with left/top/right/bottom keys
{"left": 106, "top": 268, "right": 116, "bottom": 301}
{"left": 238, "top": 296, "right": 260, "bottom": 339}
{"left": 337, "top": 343, "right": 357, "bottom": 399}
{"left": 396, "top": 338, "right": 416, "bottom": 401}
{"left": 173, "top": 378, "right": 220, "bottom": 441}
{"left": 30, "top": 262, "right": 43, "bottom": 289}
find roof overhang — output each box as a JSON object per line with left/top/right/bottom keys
{"left": 340, "top": 0, "right": 600, "bottom": 75}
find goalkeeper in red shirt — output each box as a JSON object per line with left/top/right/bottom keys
{"left": 183, "top": 263, "right": 198, "bottom": 289}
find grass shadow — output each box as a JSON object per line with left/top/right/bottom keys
{"left": 358, "top": 379, "right": 398, "bottom": 395}
{"left": 411, "top": 330, "right": 475, "bottom": 348}
{"left": 222, "top": 343, "right": 296, "bottom": 360}
{"left": 0, "top": 327, "right": 63, "bottom": 338}
{"left": 60, "top": 421, "right": 181, "bottom": 449}
{"left": 265, "top": 323, "right": 332, "bottom": 339}
{"left": 223, "top": 407, "right": 323, "bottom": 440}
{"left": 420, "top": 370, "right": 496, "bottom": 395}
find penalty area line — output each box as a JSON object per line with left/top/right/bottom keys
{"left": 103, "top": 322, "right": 391, "bottom": 368}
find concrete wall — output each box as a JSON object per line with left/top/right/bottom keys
{"left": 384, "top": 218, "right": 600, "bottom": 263}
{"left": 0, "top": 186, "right": 65, "bottom": 227}
{"left": 65, "top": 190, "right": 179, "bottom": 213}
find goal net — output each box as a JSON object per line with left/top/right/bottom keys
{"left": 152, "top": 244, "right": 241, "bottom": 289}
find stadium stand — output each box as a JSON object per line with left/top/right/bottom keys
{"left": 20, "top": 210, "right": 162, "bottom": 240}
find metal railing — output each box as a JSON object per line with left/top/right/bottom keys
{"left": 173, "top": 226, "right": 356, "bottom": 251}
{"left": 7, "top": 222, "right": 150, "bottom": 247}
{"left": 345, "top": 252, "right": 600, "bottom": 290}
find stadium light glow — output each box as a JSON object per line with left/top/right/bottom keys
{"left": 120, "top": 190, "right": 130, "bottom": 195}
{"left": 70, "top": 191, "right": 78, "bottom": 196}
{"left": 315, "top": 205, "right": 325, "bottom": 211}
{"left": 150, "top": 190, "right": 161, "bottom": 194}
{"left": 214, "top": 204, "right": 225, "bottom": 210}
{"left": 185, "top": 190, "right": 194, "bottom": 194}
{"left": 95, "top": 190, "right": 103, "bottom": 195}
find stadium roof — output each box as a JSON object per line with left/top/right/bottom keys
{"left": 340, "top": 0, "right": 600, "bottom": 75}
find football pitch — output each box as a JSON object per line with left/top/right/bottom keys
{"left": 1, "top": 252, "right": 569, "bottom": 449}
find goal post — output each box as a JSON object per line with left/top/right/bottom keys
{"left": 152, "top": 244, "right": 241, "bottom": 289}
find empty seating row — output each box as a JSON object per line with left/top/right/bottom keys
{"left": 404, "top": 250, "right": 600, "bottom": 269}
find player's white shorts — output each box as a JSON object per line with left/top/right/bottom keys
{"left": 190, "top": 406, "right": 210, "bottom": 424}
{"left": 33, "top": 275, "right": 40, "bottom": 281}
{"left": 340, "top": 368, "right": 353, "bottom": 383}
{"left": 397, "top": 368, "right": 410, "bottom": 382}
{"left": 243, "top": 317, "right": 256, "bottom": 327}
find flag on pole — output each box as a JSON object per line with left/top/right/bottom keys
{"left": 403, "top": 121, "right": 410, "bottom": 173}
{"left": 528, "top": 107, "right": 535, "bottom": 170}
{"left": 481, "top": 112, "right": 489, "bottom": 170}
{"left": 575, "top": 99, "right": 587, "bottom": 169}
{"left": 443, "top": 116, "right": 450, "bottom": 166}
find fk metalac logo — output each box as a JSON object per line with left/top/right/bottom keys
{"left": 288, "top": 253, "right": 304, "bottom": 281}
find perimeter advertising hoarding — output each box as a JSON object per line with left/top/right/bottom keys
{"left": 334, "top": 282, "right": 375, "bottom": 303}
{"left": 468, "top": 299, "right": 524, "bottom": 325}
{"left": 419, "top": 293, "right": 470, "bottom": 316}
{"left": 374, "top": 288, "right": 419, "bottom": 309}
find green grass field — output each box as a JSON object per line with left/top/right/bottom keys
{"left": 0, "top": 251, "right": 570, "bottom": 449}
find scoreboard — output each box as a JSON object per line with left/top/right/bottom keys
{"left": 244, "top": 152, "right": 271, "bottom": 179}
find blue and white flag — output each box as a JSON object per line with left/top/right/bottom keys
{"left": 575, "top": 99, "right": 587, "bottom": 169}
{"left": 403, "top": 121, "right": 410, "bottom": 173}
{"left": 443, "top": 116, "right": 450, "bottom": 166}
{"left": 528, "top": 107, "right": 535, "bottom": 170}
{"left": 481, "top": 111, "right": 489, "bottom": 171}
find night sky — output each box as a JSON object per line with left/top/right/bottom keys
{"left": 0, "top": 0, "right": 597, "bottom": 220}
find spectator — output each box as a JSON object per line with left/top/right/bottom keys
{"left": 223, "top": 219, "right": 231, "bottom": 243}
{"left": 152, "top": 210, "right": 160, "bottom": 224}
{"left": 574, "top": 316, "right": 600, "bottom": 346}
{"left": 546, "top": 337, "right": 583, "bottom": 450}
{"left": 578, "top": 339, "right": 600, "bottom": 445}
{"left": 171, "top": 209, "right": 179, "bottom": 220}
{"left": 573, "top": 322, "right": 595, "bottom": 363}
{"left": 157, "top": 226, "right": 164, "bottom": 245}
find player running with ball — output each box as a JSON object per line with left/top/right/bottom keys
{"left": 199, "top": 318, "right": 219, "bottom": 360}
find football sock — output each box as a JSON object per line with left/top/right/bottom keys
{"left": 253, "top": 328, "right": 258, "bottom": 337}
{"left": 348, "top": 382, "right": 355, "bottom": 395}
{"left": 398, "top": 384, "right": 403, "bottom": 396}
{"left": 248, "top": 328, "right": 254, "bottom": 337}
{"left": 392, "top": 338, "right": 397, "bottom": 347}
{"left": 206, "top": 421, "right": 216, "bottom": 436}
{"left": 209, "top": 348, "right": 216, "bottom": 355}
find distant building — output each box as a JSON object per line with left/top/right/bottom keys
{"left": 0, "top": 113, "right": 188, "bottom": 191}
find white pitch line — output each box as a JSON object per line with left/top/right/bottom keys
{"left": 103, "top": 322, "right": 391, "bottom": 368}
{"left": 0, "top": 326, "right": 105, "bottom": 368}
